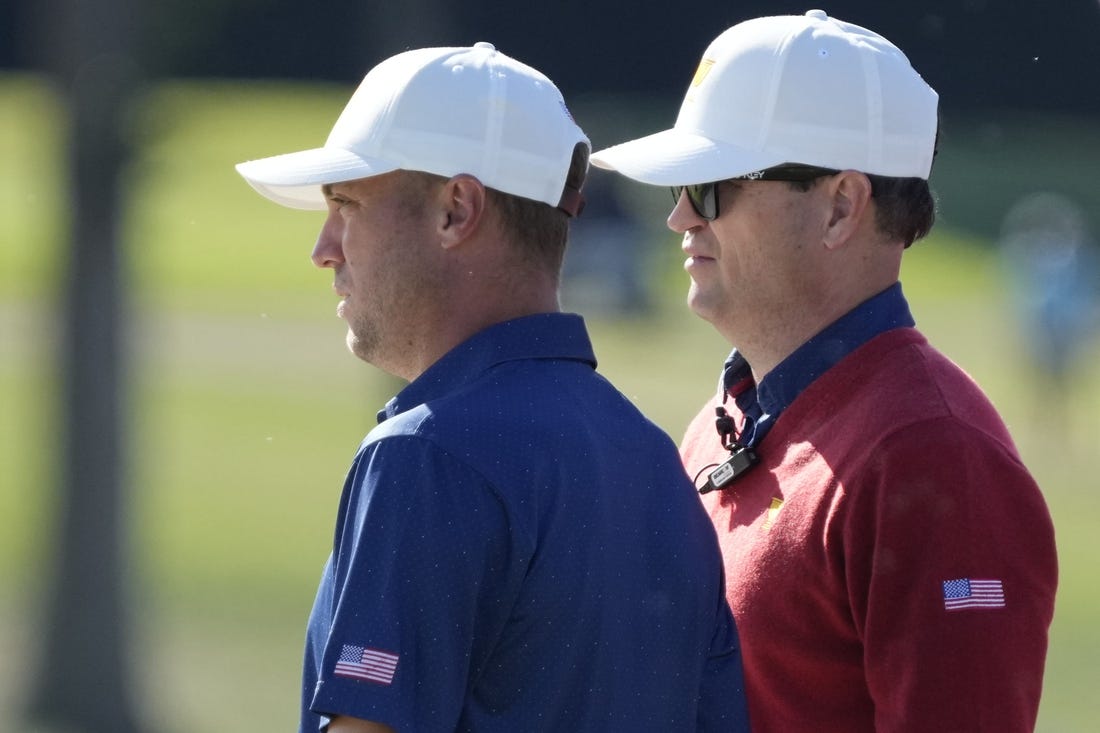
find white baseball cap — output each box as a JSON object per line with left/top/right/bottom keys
{"left": 591, "top": 9, "right": 939, "bottom": 185}
{"left": 236, "top": 42, "right": 590, "bottom": 215}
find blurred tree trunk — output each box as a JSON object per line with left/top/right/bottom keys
{"left": 23, "top": 0, "right": 147, "bottom": 731}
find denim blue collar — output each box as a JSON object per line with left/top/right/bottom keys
{"left": 721, "top": 282, "right": 915, "bottom": 446}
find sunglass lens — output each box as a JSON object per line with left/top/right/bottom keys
{"left": 671, "top": 184, "right": 717, "bottom": 220}
{"left": 689, "top": 183, "right": 716, "bottom": 220}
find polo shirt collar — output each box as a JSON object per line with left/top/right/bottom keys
{"left": 378, "top": 313, "right": 597, "bottom": 423}
{"left": 722, "top": 282, "right": 915, "bottom": 445}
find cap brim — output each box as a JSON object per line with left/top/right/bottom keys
{"left": 590, "top": 128, "right": 783, "bottom": 187}
{"left": 235, "top": 147, "right": 400, "bottom": 210}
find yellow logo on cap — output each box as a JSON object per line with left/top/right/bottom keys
{"left": 691, "top": 59, "right": 715, "bottom": 87}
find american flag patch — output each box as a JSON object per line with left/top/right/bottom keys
{"left": 942, "top": 578, "right": 1005, "bottom": 611}
{"left": 334, "top": 644, "right": 400, "bottom": 685}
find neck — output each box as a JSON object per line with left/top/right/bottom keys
{"left": 392, "top": 269, "right": 561, "bottom": 383}
{"left": 726, "top": 277, "right": 900, "bottom": 383}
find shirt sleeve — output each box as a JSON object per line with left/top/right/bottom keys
{"left": 309, "top": 434, "right": 521, "bottom": 731}
{"left": 697, "top": 574, "right": 753, "bottom": 733}
{"left": 843, "top": 418, "right": 1057, "bottom": 732}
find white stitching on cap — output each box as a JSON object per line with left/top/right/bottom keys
{"left": 858, "top": 40, "right": 884, "bottom": 171}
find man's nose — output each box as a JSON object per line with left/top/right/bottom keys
{"left": 667, "top": 189, "right": 706, "bottom": 234}
{"left": 311, "top": 212, "right": 345, "bottom": 269}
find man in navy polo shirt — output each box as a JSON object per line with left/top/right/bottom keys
{"left": 236, "top": 43, "right": 749, "bottom": 733}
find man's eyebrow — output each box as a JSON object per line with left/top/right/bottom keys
{"left": 321, "top": 183, "right": 334, "bottom": 199}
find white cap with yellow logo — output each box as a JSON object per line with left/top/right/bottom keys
{"left": 591, "top": 10, "right": 938, "bottom": 186}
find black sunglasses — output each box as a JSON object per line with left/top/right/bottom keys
{"left": 670, "top": 163, "right": 841, "bottom": 221}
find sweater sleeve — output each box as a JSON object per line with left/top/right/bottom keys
{"left": 841, "top": 417, "right": 1057, "bottom": 732}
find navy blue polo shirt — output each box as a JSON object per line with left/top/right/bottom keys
{"left": 722, "top": 283, "right": 916, "bottom": 447}
{"left": 301, "top": 313, "right": 749, "bottom": 732}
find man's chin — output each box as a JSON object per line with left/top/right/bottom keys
{"left": 345, "top": 330, "right": 369, "bottom": 361}
{"left": 686, "top": 288, "right": 712, "bottom": 320}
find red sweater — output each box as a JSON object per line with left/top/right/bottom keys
{"left": 682, "top": 328, "right": 1057, "bottom": 732}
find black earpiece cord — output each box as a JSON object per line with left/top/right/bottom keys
{"left": 696, "top": 406, "right": 759, "bottom": 495}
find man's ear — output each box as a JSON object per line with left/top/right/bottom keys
{"left": 437, "top": 174, "right": 487, "bottom": 250}
{"left": 822, "top": 170, "right": 873, "bottom": 250}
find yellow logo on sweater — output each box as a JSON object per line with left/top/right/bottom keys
{"left": 762, "top": 497, "right": 784, "bottom": 531}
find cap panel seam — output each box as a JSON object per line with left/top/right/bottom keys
{"left": 858, "top": 42, "right": 884, "bottom": 172}
{"left": 481, "top": 59, "right": 505, "bottom": 184}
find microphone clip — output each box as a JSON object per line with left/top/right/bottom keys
{"left": 698, "top": 405, "right": 759, "bottom": 494}
{"left": 698, "top": 443, "right": 759, "bottom": 494}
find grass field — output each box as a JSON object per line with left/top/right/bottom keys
{"left": 2, "top": 74, "right": 1099, "bottom": 731}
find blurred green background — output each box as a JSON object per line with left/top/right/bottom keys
{"left": 3, "top": 71, "right": 1099, "bottom": 732}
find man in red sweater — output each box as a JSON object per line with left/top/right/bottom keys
{"left": 591, "top": 10, "right": 1057, "bottom": 732}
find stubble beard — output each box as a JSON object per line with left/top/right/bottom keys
{"left": 345, "top": 312, "right": 382, "bottom": 366}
